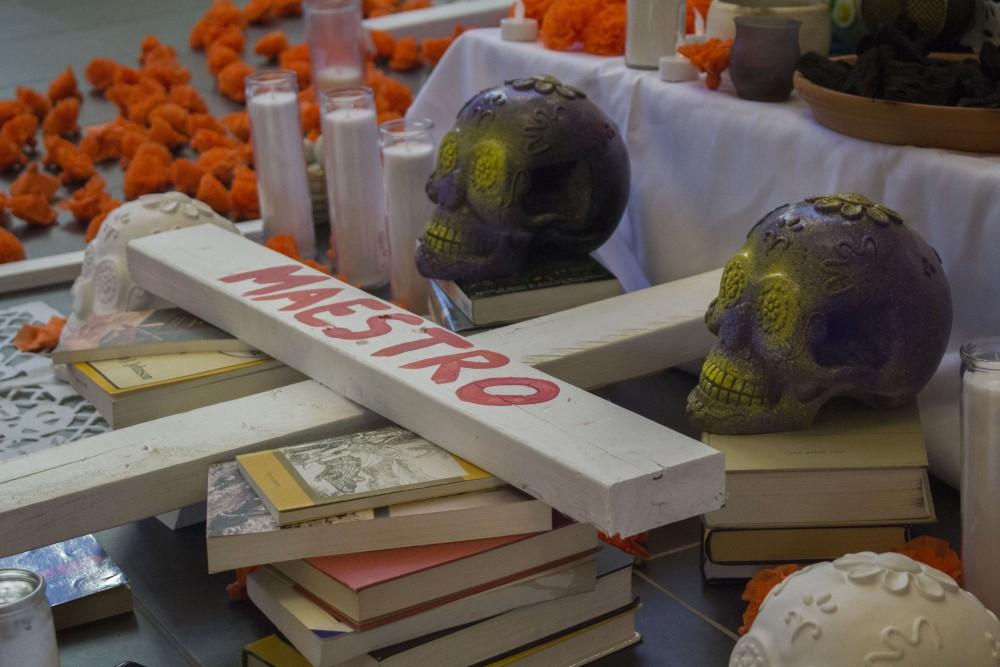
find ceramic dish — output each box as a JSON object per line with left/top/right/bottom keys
{"left": 705, "top": 0, "right": 832, "bottom": 54}
{"left": 793, "top": 55, "right": 1000, "bottom": 153}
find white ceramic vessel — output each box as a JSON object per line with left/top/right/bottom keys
{"left": 705, "top": 0, "right": 831, "bottom": 55}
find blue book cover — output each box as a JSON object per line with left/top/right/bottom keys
{"left": 0, "top": 535, "right": 128, "bottom": 609}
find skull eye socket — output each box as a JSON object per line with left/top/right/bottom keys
{"left": 718, "top": 257, "right": 748, "bottom": 307}
{"left": 469, "top": 140, "right": 506, "bottom": 202}
{"left": 756, "top": 278, "right": 799, "bottom": 342}
{"left": 436, "top": 133, "right": 459, "bottom": 174}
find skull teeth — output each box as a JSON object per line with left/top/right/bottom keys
{"left": 423, "top": 220, "right": 475, "bottom": 256}
{"left": 699, "top": 360, "right": 767, "bottom": 408}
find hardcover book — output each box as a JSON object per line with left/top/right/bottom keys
{"left": 238, "top": 427, "right": 502, "bottom": 525}
{"left": 703, "top": 524, "right": 909, "bottom": 565}
{"left": 242, "top": 635, "right": 312, "bottom": 667}
{"left": 0, "top": 535, "right": 132, "bottom": 630}
{"left": 703, "top": 400, "right": 935, "bottom": 528}
{"left": 53, "top": 307, "right": 254, "bottom": 364}
{"left": 206, "top": 462, "right": 552, "bottom": 572}
{"left": 433, "top": 254, "right": 622, "bottom": 326}
{"left": 271, "top": 519, "right": 598, "bottom": 629}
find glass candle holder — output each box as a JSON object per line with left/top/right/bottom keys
{"left": 0, "top": 569, "right": 58, "bottom": 667}
{"left": 305, "top": 0, "right": 365, "bottom": 96}
{"left": 321, "top": 87, "right": 388, "bottom": 290}
{"left": 380, "top": 118, "right": 435, "bottom": 314}
{"left": 961, "top": 337, "right": 1000, "bottom": 612}
{"left": 246, "top": 70, "right": 316, "bottom": 259}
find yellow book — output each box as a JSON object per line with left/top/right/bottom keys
{"left": 242, "top": 634, "right": 311, "bottom": 667}
{"left": 73, "top": 350, "right": 277, "bottom": 395}
{"left": 238, "top": 426, "right": 502, "bottom": 525}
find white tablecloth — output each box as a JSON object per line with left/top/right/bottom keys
{"left": 408, "top": 28, "right": 1000, "bottom": 487}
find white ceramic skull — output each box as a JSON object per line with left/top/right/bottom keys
{"left": 70, "top": 193, "right": 238, "bottom": 325}
{"left": 731, "top": 552, "right": 1000, "bottom": 666}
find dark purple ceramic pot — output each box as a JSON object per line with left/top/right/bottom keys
{"left": 729, "top": 16, "right": 801, "bottom": 102}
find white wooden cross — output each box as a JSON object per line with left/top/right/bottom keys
{"left": 0, "top": 235, "right": 723, "bottom": 556}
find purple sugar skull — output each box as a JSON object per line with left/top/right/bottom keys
{"left": 688, "top": 194, "right": 953, "bottom": 434}
{"left": 415, "top": 75, "right": 630, "bottom": 282}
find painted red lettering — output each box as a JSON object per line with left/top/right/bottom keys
{"left": 252, "top": 287, "right": 344, "bottom": 311}
{"left": 401, "top": 350, "right": 509, "bottom": 384}
{"left": 295, "top": 298, "right": 390, "bottom": 327}
{"left": 373, "top": 327, "right": 472, "bottom": 357}
{"left": 456, "top": 378, "right": 561, "bottom": 406}
{"left": 220, "top": 264, "right": 330, "bottom": 296}
{"left": 323, "top": 313, "right": 423, "bottom": 340}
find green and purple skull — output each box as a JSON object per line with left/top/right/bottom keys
{"left": 415, "top": 75, "right": 630, "bottom": 281}
{"left": 688, "top": 194, "right": 952, "bottom": 435}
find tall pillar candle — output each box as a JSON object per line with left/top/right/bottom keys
{"left": 305, "top": 0, "right": 364, "bottom": 98}
{"left": 962, "top": 338, "right": 1000, "bottom": 613}
{"left": 321, "top": 87, "right": 388, "bottom": 289}
{"left": 626, "top": 0, "right": 687, "bottom": 69}
{"left": 380, "top": 118, "right": 436, "bottom": 313}
{"left": 246, "top": 70, "right": 316, "bottom": 258}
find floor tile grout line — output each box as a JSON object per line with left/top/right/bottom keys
{"left": 634, "top": 570, "right": 740, "bottom": 642}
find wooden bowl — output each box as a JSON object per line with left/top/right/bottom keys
{"left": 793, "top": 55, "right": 1000, "bottom": 153}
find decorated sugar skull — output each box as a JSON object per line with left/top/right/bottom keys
{"left": 732, "top": 552, "right": 1000, "bottom": 666}
{"left": 688, "top": 194, "right": 951, "bottom": 434}
{"left": 415, "top": 75, "right": 630, "bottom": 281}
{"left": 70, "top": 192, "right": 238, "bottom": 325}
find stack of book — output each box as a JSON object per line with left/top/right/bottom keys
{"left": 700, "top": 401, "right": 935, "bottom": 581}
{"left": 212, "top": 427, "right": 641, "bottom": 666}
{"left": 56, "top": 308, "right": 302, "bottom": 427}
{"left": 427, "top": 255, "right": 622, "bottom": 332}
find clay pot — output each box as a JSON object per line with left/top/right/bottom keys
{"left": 729, "top": 16, "right": 801, "bottom": 102}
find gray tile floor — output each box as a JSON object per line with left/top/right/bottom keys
{"left": 0, "top": 2, "right": 962, "bottom": 665}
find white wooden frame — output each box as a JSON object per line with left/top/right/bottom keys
{"left": 0, "top": 266, "right": 722, "bottom": 557}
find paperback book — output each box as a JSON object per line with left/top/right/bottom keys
{"left": 238, "top": 427, "right": 502, "bottom": 525}
{"left": 0, "top": 535, "right": 132, "bottom": 630}
{"left": 433, "top": 254, "right": 622, "bottom": 326}
{"left": 206, "top": 462, "right": 552, "bottom": 572}
{"left": 53, "top": 307, "right": 253, "bottom": 364}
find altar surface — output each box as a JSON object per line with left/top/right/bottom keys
{"left": 410, "top": 28, "right": 1000, "bottom": 486}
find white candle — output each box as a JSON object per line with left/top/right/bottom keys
{"left": 246, "top": 73, "right": 316, "bottom": 259}
{"left": 501, "top": 0, "right": 538, "bottom": 42}
{"left": 962, "top": 339, "right": 1000, "bottom": 613}
{"left": 321, "top": 99, "right": 388, "bottom": 289}
{"left": 316, "top": 65, "right": 363, "bottom": 93}
{"left": 382, "top": 135, "right": 435, "bottom": 313}
{"left": 626, "top": 0, "right": 687, "bottom": 69}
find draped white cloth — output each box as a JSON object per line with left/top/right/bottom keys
{"left": 408, "top": 28, "right": 1000, "bottom": 487}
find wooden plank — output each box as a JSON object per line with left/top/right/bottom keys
{"left": 126, "top": 225, "right": 724, "bottom": 537}
{"left": 363, "top": 0, "right": 512, "bottom": 39}
{"left": 0, "top": 219, "right": 263, "bottom": 295}
{"left": 0, "top": 264, "right": 721, "bottom": 557}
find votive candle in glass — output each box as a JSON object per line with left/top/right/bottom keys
{"left": 304, "top": 0, "right": 365, "bottom": 97}
{"left": 961, "top": 337, "right": 1000, "bottom": 612}
{"left": 380, "top": 118, "right": 436, "bottom": 313}
{"left": 321, "top": 87, "right": 388, "bottom": 289}
{"left": 246, "top": 70, "right": 316, "bottom": 259}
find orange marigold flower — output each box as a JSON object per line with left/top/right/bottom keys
{"left": 540, "top": 0, "right": 601, "bottom": 50}
{"left": 677, "top": 38, "right": 733, "bottom": 90}
{"left": 187, "top": 113, "right": 228, "bottom": 137}
{"left": 894, "top": 536, "right": 963, "bottom": 585}
{"left": 420, "top": 36, "right": 452, "bottom": 66}
{"left": 170, "top": 84, "right": 209, "bottom": 113}
{"left": 522, "top": 0, "right": 554, "bottom": 25}
{"left": 388, "top": 36, "right": 421, "bottom": 71}
{"left": 85, "top": 58, "right": 120, "bottom": 92}
{"left": 41, "top": 98, "right": 80, "bottom": 137}
{"left": 582, "top": 3, "right": 627, "bottom": 56}
{"left": 400, "top": 0, "right": 431, "bottom": 10}
{"left": 244, "top": 0, "right": 280, "bottom": 23}
{"left": 265, "top": 234, "right": 299, "bottom": 258}
{"left": 302, "top": 258, "right": 329, "bottom": 273}
{"left": 0, "top": 101, "right": 28, "bottom": 128}
{"left": 370, "top": 30, "right": 396, "bottom": 60}
{"left": 196, "top": 172, "right": 232, "bottom": 216}
{"left": 123, "top": 142, "right": 171, "bottom": 199}
{"left": 149, "top": 103, "right": 190, "bottom": 134}
{"left": 191, "top": 128, "right": 236, "bottom": 153}
{"left": 58, "top": 174, "right": 110, "bottom": 223}
{"left": 0, "top": 227, "right": 25, "bottom": 263}
{"left": 214, "top": 24, "right": 246, "bottom": 53}
{"left": 274, "top": 0, "right": 302, "bottom": 17}
{"left": 687, "top": 0, "right": 712, "bottom": 33}
{"left": 16, "top": 88, "right": 50, "bottom": 122}
{"left": 254, "top": 31, "right": 290, "bottom": 60}
{"left": 170, "top": 158, "right": 207, "bottom": 197}
{"left": 207, "top": 43, "right": 240, "bottom": 76}
{"left": 0, "top": 135, "right": 28, "bottom": 171}
{"left": 48, "top": 66, "right": 80, "bottom": 102}
{"left": 14, "top": 316, "right": 66, "bottom": 352}
{"left": 8, "top": 193, "right": 57, "bottom": 226}
{"left": 198, "top": 146, "right": 239, "bottom": 184}
{"left": 10, "top": 163, "right": 60, "bottom": 201}
{"left": 141, "top": 62, "right": 192, "bottom": 89}
{"left": 230, "top": 165, "right": 260, "bottom": 221}
{"left": 84, "top": 198, "right": 121, "bottom": 243}
{"left": 217, "top": 60, "right": 254, "bottom": 103}
{"left": 3, "top": 113, "right": 39, "bottom": 148}
{"left": 221, "top": 111, "right": 251, "bottom": 142}
{"left": 149, "top": 116, "right": 188, "bottom": 149}
{"left": 299, "top": 99, "right": 319, "bottom": 137}
{"left": 739, "top": 564, "right": 800, "bottom": 635}
{"left": 79, "top": 124, "right": 122, "bottom": 164}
